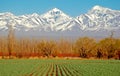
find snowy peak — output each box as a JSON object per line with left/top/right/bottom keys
{"left": 41, "top": 8, "right": 71, "bottom": 19}
{"left": 0, "top": 12, "right": 15, "bottom": 19}
{"left": 89, "top": 5, "right": 110, "bottom": 14}
{"left": 40, "top": 8, "right": 72, "bottom": 27}
{"left": 92, "top": 5, "right": 106, "bottom": 10}
{"left": 49, "top": 8, "right": 62, "bottom": 14}
{"left": 89, "top": 5, "right": 120, "bottom": 15}
{"left": 31, "top": 13, "right": 39, "bottom": 17}
{"left": 89, "top": 5, "right": 120, "bottom": 17}
{"left": 0, "top": 12, "right": 14, "bottom": 16}
{"left": 47, "top": 8, "right": 65, "bottom": 15}
{"left": 0, "top": 5, "right": 120, "bottom": 32}
{"left": 52, "top": 8, "right": 61, "bottom": 11}
{"left": 76, "top": 5, "right": 120, "bottom": 31}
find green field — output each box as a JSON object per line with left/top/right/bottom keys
{"left": 0, "top": 59, "right": 120, "bottom": 76}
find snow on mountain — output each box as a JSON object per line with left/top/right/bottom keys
{"left": 0, "top": 12, "right": 17, "bottom": 30}
{"left": 0, "top": 6, "right": 120, "bottom": 32}
{"left": 40, "top": 8, "right": 73, "bottom": 31}
{"left": 76, "top": 5, "right": 120, "bottom": 31}
{"left": 41, "top": 8, "right": 72, "bottom": 23}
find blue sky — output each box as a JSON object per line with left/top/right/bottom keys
{"left": 0, "top": 0, "right": 120, "bottom": 17}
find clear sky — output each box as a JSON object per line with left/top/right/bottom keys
{"left": 0, "top": 0, "right": 120, "bottom": 17}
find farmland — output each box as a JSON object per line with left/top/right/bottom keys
{"left": 0, "top": 59, "right": 120, "bottom": 76}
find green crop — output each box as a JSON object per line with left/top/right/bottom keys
{"left": 0, "top": 59, "right": 120, "bottom": 76}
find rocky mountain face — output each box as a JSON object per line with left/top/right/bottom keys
{"left": 0, "top": 5, "right": 120, "bottom": 38}
{"left": 0, "top": 5, "right": 120, "bottom": 32}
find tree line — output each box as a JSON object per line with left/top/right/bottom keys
{"left": 0, "top": 36, "right": 120, "bottom": 59}
{"left": 0, "top": 24, "right": 120, "bottom": 59}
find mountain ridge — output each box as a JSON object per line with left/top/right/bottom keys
{"left": 0, "top": 5, "right": 120, "bottom": 32}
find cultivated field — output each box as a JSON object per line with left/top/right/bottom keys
{"left": 0, "top": 59, "right": 120, "bottom": 76}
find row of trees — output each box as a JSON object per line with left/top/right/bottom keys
{"left": 0, "top": 36, "right": 120, "bottom": 59}
{"left": 0, "top": 24, "right": 120, "bottom": 59}
{"left": 74, "top": 37, "right": 120, "bottom": 59}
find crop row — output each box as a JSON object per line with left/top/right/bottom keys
{"left": 0, "top": 59, "right": 120, "bottom": 76}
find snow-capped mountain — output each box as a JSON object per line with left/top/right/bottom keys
{"left": 76, "top": 5, "right": 120, "bottom": 31}
{"left": 40, "top": 8, "right": 74, "bottom": 31}
{"left": 0, "top": 5, "right": 120, "bottom": 32}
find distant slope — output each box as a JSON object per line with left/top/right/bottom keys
{"left": 0, "top": 5, "right": 120, "bottom": 38}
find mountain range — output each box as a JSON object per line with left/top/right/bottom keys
{"left": 0, "top": 5, "right": 120, "bottom": 38}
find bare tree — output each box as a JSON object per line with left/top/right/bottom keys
{"left": 74, "top": 37, "right": 96, "bottom": 58}
{"left": 7, "top": 20, "right": 15, "bottom": 58}
{"left": 37, "top": 40, "right": 56, "bottom": 57}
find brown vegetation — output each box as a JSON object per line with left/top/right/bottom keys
{"left": 0, "top": 36, "right": 120, "bottom": 59}
{"left": 0, "top": 27, "right": 120, "bottom": 59}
